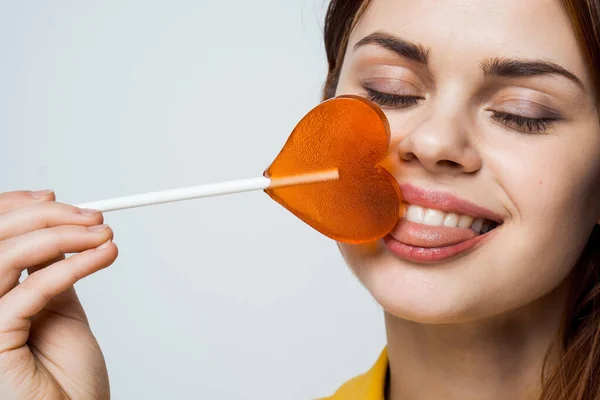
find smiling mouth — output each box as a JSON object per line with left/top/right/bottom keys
{"left": 386, "top": 202, "right": 501, "bottom": 252}
{"left": 384, "top": 212, "right": 501, "bottom": 263}
{"left": 383, "top": 185, "right": 503, "bottom": 263}
{"left": 401, "top": 202, "right": 501, "bottom": 235}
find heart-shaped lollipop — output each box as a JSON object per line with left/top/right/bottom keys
{"left": 76, "top": 95, "right": 401, "bottom": 244}
{"left": 264, "top": 95, "right": 401, "bottom": 243}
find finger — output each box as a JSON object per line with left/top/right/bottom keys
{"left": 26, "top": 254, "right": 66, "bottom": 274}
{"left": 0, "top": 225, "right": 113, "bottom": 297}
{"left": 31, "top": 285, "right": 89, "bottom": 325}
{"left": 27, "top": 255, "right": 90, "bottom": 324}
{"left": 0, "top": 201, "right": 103, "bottom": 241}
{"left": 0, "top": 190, "right": 55, "bottom": 215}
{"left": 0, "top": 241, "right": 117, "bottom": 352}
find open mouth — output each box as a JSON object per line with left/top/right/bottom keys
{"left": 401, "top": 202, "right": 501, "bottom": 235}
{"left": 383, "top": 199, "right": 503, "bottom": 263}
{"left": 383, "top": 184, "right": 504, "bottom": 263}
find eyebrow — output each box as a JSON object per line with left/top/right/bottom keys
{"left": 354, "top": 32, "right": 585, "bottom": 91}
{"left": 481, "top": 57, "right": 585, "bottom": 89}
{"left": 354, "top": 32, "right": 429, "bottom": 65}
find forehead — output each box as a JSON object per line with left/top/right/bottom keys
{"left": 349, "top": 0, "right": 591, "bottom": 86}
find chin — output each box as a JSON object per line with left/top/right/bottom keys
{"left": 379, "top": 297, "right": 482, "bottom": 324}
{"left": 343, "top": 246, "right": 511, "bottom": 325}
{"left": 370, "top": 284, "right": 482, "bottom": 324}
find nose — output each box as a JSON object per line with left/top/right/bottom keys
{"left": 395, "top": 112, "right": 481, "bottom": 176}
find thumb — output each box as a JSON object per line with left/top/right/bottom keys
{"left": 0, "top": 243, "right": 117, "bottom": 353}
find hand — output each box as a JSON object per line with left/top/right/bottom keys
{"left": 0, "top": 190, "right": 118, "bottom": 400}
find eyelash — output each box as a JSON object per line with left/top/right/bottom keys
{"left": 364, "top": 87, "right": 423, "bottom": 108}
{"left": 364, "top": 87, "right": 558, "bottom": 134}
{"left": 489, "top": 111, "right": 556, "bottom": 134}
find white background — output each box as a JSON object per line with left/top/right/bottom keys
{"left": 0, "top": 1, "right": 385, "bottom": 398}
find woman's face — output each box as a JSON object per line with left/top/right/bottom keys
{"left": 335, "top": 0, "right": 600, "bottom": 323}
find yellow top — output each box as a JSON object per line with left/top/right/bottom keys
{"left": 319, "top": 348, "right": 388, "bottom": 400}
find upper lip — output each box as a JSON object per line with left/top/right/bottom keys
{"left": 399, "top": 183, "right": 504, "bottom": 224}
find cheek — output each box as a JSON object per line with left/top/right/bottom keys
{"left": 485, "top": 131, "right": 600, "bottom": 228}
{"left": 338, "top": 241, "right": 383, "bottom": 271}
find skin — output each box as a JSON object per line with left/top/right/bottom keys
{"left": 1, "top": 1, "right": 599, "bottom": 399}
{"left": 335, "top": 0, "right": 600, "bottom": 399}
{"left": 0, "top": 190, "right": 116, "bottom": 400}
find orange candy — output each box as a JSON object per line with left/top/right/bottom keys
{"left": 263, "top": 95, "right": 401, "bottom": 244}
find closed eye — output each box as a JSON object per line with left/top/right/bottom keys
{"left": 364, "top": 87, "right": 559, "bottom": 134}
{"left": 364, "top": 87, "right": 423, "bottom": 109}
{"left": 489, "top": 111, "right": 559, "bottom": 134}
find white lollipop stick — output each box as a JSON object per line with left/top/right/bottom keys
{"left": 76, "top": 169, "right": 339, "bottom": 212}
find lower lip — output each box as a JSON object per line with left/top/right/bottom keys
{"left": 383, "top": 228, "right": 498, "bottom": 264}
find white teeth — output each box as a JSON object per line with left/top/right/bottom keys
{"left": 423, "top": 208, "right": 445, "bottom": 226}
{"left": 443, "top": 213, "right": 459, "bottom": 228}
{"left": 406, "top": 205, "right": 425, "bottom": 223}
{"left": 403, "top": 204, "right": 497, "bottom": 233}
{"left": 471, "top": 218, "right": 485, "bottom": 233}
{"left": 457, "top": 215, "right": 474, "bottom": 228}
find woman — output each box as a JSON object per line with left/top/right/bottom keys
{"left": 0, "top": 1, "right": 599, "bottom": 399}
{"left": 321, "top": 1, "right": 600, "bottom": 399}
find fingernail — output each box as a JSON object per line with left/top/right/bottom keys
{"left": 30, "top": 189, "right": 53, "bottom": 199}
{"left": 79, "top": 208, "right": 100, "bottom": 216}
{"left": 89, "top": 224, "right": 108, "bottom": 232}
{"left": 97, "top": 240, "right": 112, "bottom": 250}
